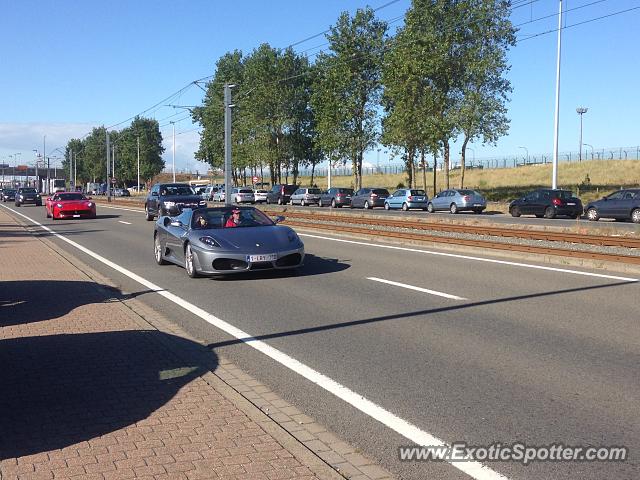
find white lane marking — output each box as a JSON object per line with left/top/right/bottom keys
{"left": 118, "top": 220, "right": 132, "bottom": 225}
{"left": 299, "top": 233, "right": 639, "bottom": 283}
{"left": 98, "top": 204, "right": 145, "bottom": 213}
{"left": 368, "top": 277, "right": 467, "bottom": 300}
{"left": 1, "top": 204, "right": 509, "bottom": 480}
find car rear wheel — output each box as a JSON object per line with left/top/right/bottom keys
{"left": 277, "top": 198, "right": 283, "bottom": 205}
{"left": 402, "top": 202, "right": 409, "bottom": 211}
{"left": 510, "top": 206, "right": 521, "bottom": 217}
{"left": 632, "top": 208, "right": 640, "bottom": 224}
{"left": 364, "top": 201, "right": 370, "bottom": 209}
{"left": 185, "top": 244, "right": 199, "bottom": 278}
{"left": 449, "top": 203, "right": 458, "bottom": 214}
{"left": 301, "top": 199, "right": 306, "bottom": 207}
{"left": 155, "top": 235, "right": 168, "bottom": 265}
{"left": 586, "top": 208, "right": 599, "bottom": 221}
{"left": 145, "top": 205, "right": 154, "bottom": 221}
{"left": 331, "top": 199, "right": 337, "bottom": 208}
{"left": 427, "top": 203, "right": 434, "bottom": 213}
{"left": 544, "top": 206, "right": 556, "bottom": 219}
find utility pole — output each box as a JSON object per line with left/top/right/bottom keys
{"left": 106, "top": 131, "right": 111, "bottom": 203}
{"left": 576, "top": 107, "right": 588, "bottom": 162}
{"left": 70, "top": 149, "right": 74, "bottom": 190}
{"left": 171, "top": 121, "right": 176, "bottom": 183}
{"left": 327, "top": 159, "right": 332, "bottom": 190}
{"left": 551, "top": 0, "right": 563, "bottom": 189}
{"left": 137, "top": 135, "right": 140, "bottom": 193}
{"left": 74, "top": 151, "right": 77, "bottom": 188}
{"left": 224, "top": 83, "right": 235, "bottom": 207}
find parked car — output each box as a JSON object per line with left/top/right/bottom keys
{"left": 14, "top": 187, "right": 42, "bottom": 207}
{"left": 113, "top": 188, "right": 131, "bottom": 197}
{"left": 212, "top": 189, "right": 226, "bottom": 202}
{"left": 427, "top": 189, "right": 486, "bottom": 214}
{"left": 153, "top": 206, "right": 304, "bottom": 278}
{"left": 385, "top": 189, "right": 428, "bottom": 211}
{"left": 584, "top": 189, "right": 640, "bottom": 223}
{"left": 202, "top": 185, "right": 218, "bottom": 201}
{"left": 253, "top": 189, "right": 269, "bottom": 203}
{"left": 509, "top": 189, "right": 582, "bottom": 219}
{"left": 1, "top": 188, "right": 17, "bottom": 202}
{"left": 349, "top": 188, "right": 390, "bottom": 209}
{"left": 144, "top": 183, "right": 206, "bottom": 221}
{"left": 290, "top": 187, "right": 322, "bottom": 206}
{"left": 318, "top": 188, "right": 354, "bottom": 208}
{"left": 266, "top": 184, "right": 298, "bottom": 205}
{"left": 232, "top": 187, "right": 255, "bottom": 204}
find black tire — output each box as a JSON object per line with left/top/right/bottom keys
{"left": 384, "top": 202, "right": 390, "bottom": 210}
{"left": 301, "top": 199, "right": 306, "bottom": 207}
{"left": 473, "top": 209, "right": 482, "bottom": 214}
{"left": 331, "top": 199, "right": 337, "bottom": 208}
{"left": 145, "top": 205, "right": 154, "bottom": 221}
{"left": 277, "top": 198, "right": 283, "bottom": 205}
{"left": 586, "top": 208, "right": 599, "bottom": 222}
{"left": 318, "top": 199, "right": 323, "bottom": 207}
{"left": 266, "top": 198, "right": 271, "bottom": 205}
{"left": 510, "top": 206, "right": 521, "bottom": 217}
{"left": 544, "top": 206, "right": 556, "bottom": 219}
{"left": 364, "top": 201, "right": 370, "bottom": 209}
{"left": 632, "top": 208, "right": 640, "bottom": 224}
{"left": 185, "top": 243, "right": 199, "bottom": 278}
{"left": 402, "top": 203, "right": 409, "bottom": 212}
{"left": 449, "top": 203, "right": 458, "bottom": 214}
{"left": 427, "top": 203, "right": 434, "bottom": 213}
{"left": 15, "top": 202, "right": 20, "bottom": 207}
{"left": 154, "top": 235, "right": 168, "bottom": 265}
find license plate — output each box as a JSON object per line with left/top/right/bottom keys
{"left": 567, "top": 202, "right": 575, "bottom": 206}
{"left": 473, "top": 203, "right": 482, "bottom": 207}
{"left": 247, "top": 254, "right": 277, "bottom": 262}
{"left": 73, "top": 214, "right": 80, "bottom": 218}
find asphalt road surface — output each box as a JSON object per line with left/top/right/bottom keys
{"left": 3, "top": 203, "right": 638, "bottom": 480}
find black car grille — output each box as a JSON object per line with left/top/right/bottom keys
{"left": 275, "top": 253, "right": 302, "bottom": 267}
{"left": 212, "top": 258, "right": 248, "bottom": 271}
{"left": 249, "top": 261, "right": 274, "bottom": 270}
{"left": 62, "top": 209, "right": 91, "bottom": 215}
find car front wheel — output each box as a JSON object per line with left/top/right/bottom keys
{"left": 402, "top": 203, "right": 409, "bottom": 211}
{"left": 449, "top": 203, "right": 458, "bottom": 214}
{"left": 544, "top": 206, "right": 556, "bottom": 219}
{"left": 427, "top": 203, "right": 434, "bottom": 213}
{"left": 364, "top": 201, "right": 370, "bottom": 209}
{"left": 384, "top": 202, "right": 390, "bottom": 210}
{"left": 145, "top": 205, "right": 154, "bottom": 221}
{"left": 510, "top": 206, "right": 521, "bottom": 217}
{"left": 185, "top": 244, "right": 199, "bottom": 278}
{"left": 155, "top": 235, "right": 168, "bottom": 265}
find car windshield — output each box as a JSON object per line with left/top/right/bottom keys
{"left": 308, "top": 188, "right": 322, "bottom": 194}
{"left": 372, "top": 189, "right": 389, "bottom": 195}
{"left": 5, "top": 189, "right": 16, "bottom": 194}
{"left": 410, "top": 190, "right": 426, "bottom": 195}
{"left": 21, "top": 188, "right": 37, "bottom": 194}
{"left": 58, "top": 193, "right": 86, "bottom": 201}
{"left": 162, "top": 185, "right": 195, "bottom": 196}
{"left": 192, "top": 208, "right": 274, "bottom": 229}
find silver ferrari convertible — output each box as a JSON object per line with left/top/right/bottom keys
{"left": 153, "top": 206, "right": 305, "bottom": 277}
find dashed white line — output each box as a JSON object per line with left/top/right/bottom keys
{"left": 118, "top": 220, "right": 132, "bottom": 225}
{"left": 298, "top": 233, "right": 639, "bottom": 282}
{"left": 1, "top": 204, "right": 510, "bottom": 480}
{"left": 368, "top": 277, "right": 467, "bottom": 300}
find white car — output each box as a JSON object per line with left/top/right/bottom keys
{"left": 233, "top": 187, "right": 255, "bottom": 204}
{"left": 212, "top": 189, "right": 225, "bottom": 202}
{"left": 253, "top": 189, "right": 268, "bottom": 203}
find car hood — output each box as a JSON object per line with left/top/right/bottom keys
{"left": 161, "top": 195, "right": 203, "bottom": 203}
{"left": 195, "top": 225, "right": 300, "bottom": 251}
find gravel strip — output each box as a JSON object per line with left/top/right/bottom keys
{"left": 288, "top": 218, "right": 640, "bottom": 258}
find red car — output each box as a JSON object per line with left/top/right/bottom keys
{"left": 45, "top": 192, "right": 97, "bottom": 220}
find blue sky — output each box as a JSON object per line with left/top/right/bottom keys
{"left": 1, "top": 0, "right": 639, "bottom": 173}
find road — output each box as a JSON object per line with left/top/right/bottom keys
{"left": 3, "top": 203, "right": 638, "bottom": 480}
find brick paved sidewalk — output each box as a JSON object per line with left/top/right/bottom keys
{"left": 0, "top": 209, "right": 394, "bottom": 480}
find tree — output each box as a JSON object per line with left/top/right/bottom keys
{"left": 312, "top": 8, "right": 387, "bottom": 190}
{"left": 455, "top": 0, "right": 515, "bottom": 188}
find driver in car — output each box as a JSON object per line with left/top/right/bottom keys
{"left": 224, "top": 209, "right": 241, "bottom": 228}
{"left": 194, "top": 213, "right": 208, "bottom": 229}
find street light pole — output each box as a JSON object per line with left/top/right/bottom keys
{"left": 137, "top": 135, "right": 140, "bottom": 193}
{"left": 223, "top": 83, "right": 236, "bottom": 207}
{"left": 583, "top": 143, "right": 594, "bottom": 160}
{"left": 518, "top": 146, "right": 529, "bottom": 164}
{"left": 552, "top": 0, "right": 563, "bottom": 189}
{"left": 171, "top": 121, "right": 176, "bottom": 183}
{"left": 576, "top": 107, "right": 588, "bottom": 162}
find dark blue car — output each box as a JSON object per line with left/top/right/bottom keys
{"left": 585, "top": 189, "right": 640, "bottom": 223}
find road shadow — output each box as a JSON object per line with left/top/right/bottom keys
{"left": 0, "top": 280, "right": 155, "bottom": 327}
{"left": 0, "top": 330, "right": 215, "bottom": 460}
{"left": 210, "top": 253, "right": 350, "bottom": 281}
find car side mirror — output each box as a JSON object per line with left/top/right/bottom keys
{"left": 274, "top": 216, "right": 285, "bottom": 224}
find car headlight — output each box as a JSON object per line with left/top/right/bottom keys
{"left": 199, "top": 236, "right": 221, "bottom": 248}
{"left": 163, "top": 201, "right": 175, "bottom": 207}
{"left": 87, "top": 202, "right": 93, "bottom": 207}
{"left": 56, "top": 203, "right": 63, "bottom": 208}
{"left": 199, "top": 200, "right": 206, "bottom": 205}
{"left": 287, "top": 231, "right": 299, "bottom": 243}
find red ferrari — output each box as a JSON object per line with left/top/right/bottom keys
{"left": 46, "top": 192, "right": 97, "bottom": 220}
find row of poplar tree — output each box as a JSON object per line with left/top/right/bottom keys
{"left": 192, "top": 0, "right": 515, "bottom": 190}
